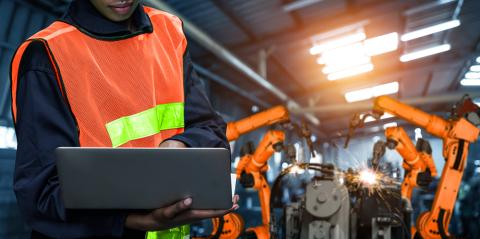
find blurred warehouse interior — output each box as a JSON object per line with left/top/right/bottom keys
{"left": 1, "top": 0, "right": 480, "bottom": 238}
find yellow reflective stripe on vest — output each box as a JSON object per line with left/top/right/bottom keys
{"left": 146, "top": 225, "right": 190, "bottom": 239}
{"left": 105, "top": 102, "right": 184, "bottom": 147}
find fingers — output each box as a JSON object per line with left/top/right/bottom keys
{"left": 153, "top": 198, "right": 192, "bottom": 220}
{"left": 172, "top": 209, "right": 232, "bottom": 223}
{"left": 232, "top": 194, "right": 240, "bottom": 204}
{"left": 150, "top": 197, "right": 240, "bottom": 229}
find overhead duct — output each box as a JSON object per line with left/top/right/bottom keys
{"left": 145, "top": 0, "right": 320, "bottom": 126}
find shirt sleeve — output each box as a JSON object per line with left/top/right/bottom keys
{"left": 13, "top": 41, "right": 137, "bottom": 238}
{"left": 168, "top": 52, "right": 230, "bottom": 150}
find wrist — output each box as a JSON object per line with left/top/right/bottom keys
{"left": 125, "top": 214, "right": 155, "bottom": 231}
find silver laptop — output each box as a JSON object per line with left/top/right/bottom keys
{"left": 56, "top": 147, "right": 232, "bottom": 210}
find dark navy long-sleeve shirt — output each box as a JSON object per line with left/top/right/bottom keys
{"left": 13, "top": 1, "right": 228, "bottom": 238}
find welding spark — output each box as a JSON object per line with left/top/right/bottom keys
{"left": 359, "top": 169, "right": 378, "bottom": 186}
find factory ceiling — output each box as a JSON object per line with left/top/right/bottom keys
{"left": 1, "top": 0, "right": 480, "bottom": 139}
{"left": 162, "top": 0, "right": 480, "bottom": 138}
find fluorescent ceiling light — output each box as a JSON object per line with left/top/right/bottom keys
{"left": 317, "top": 33, "right": 398, "bottom": 64}
{"left": 470, "top": 65, "right": 480, "bottom": 72}
{"left": 345, "top": 81, "right": 399, "bottom": 102}
{"left": 310, "top": 32, "right": 366, "bottom": 55}
{"left": 460, "top": 79, "right": 480, "bottom": 86}
{"left": 345, "top": 88, "right": 372, "bottom": 102}
{"left": 327, "top": 63, "right": 373, "bottom": 81}
{"left": 383, "top": 122, "right": 398, "bottom": 129}
{"left": 400, "top": 44, "right": 451, "bottom": 62}
{"left": 319, "top": 43, "right": 364, "bottom": 64}
{"left": 372, "top": 82, "right": 400, "bottom": 96}
{"left": 465, "top": 72, "right": 480, "bottom": 79}
{"left": 322, "top": 56, "right": 371, "bottom": 74}
{"left": 401, "top": 20, "right": 461, "bottom": 41}
{"left": 364, "top": 32, "right": 399, "bottom": 56}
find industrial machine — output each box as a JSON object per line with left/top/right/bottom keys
{"left": 344, "top": 96, "right": 480, "bottom": 239}
{"left": 283, "top": 166, "right": 350, "bottom": 239}
{"left": 270, "top": 161, "right": 406, "bottom": 239}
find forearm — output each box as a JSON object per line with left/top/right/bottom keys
{"left": 169, "top": 53, "right": 229, "bottom": 149}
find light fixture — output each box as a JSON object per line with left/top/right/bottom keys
{"left": 383, "top": 122, "right": 398, "bottom": 129}
{"left": 322, "top": 56, "right": 371, "bottom": 74}
{"left": 318, "top": 43, "right": 365, "bottom": 64}
{"left": 460, "top": 79, "right": 480, "bottom": 86}
{"left": 345, "top": 87, "right": 372, "bottom": 102}
{"left": 312, "top": 32, "right": 399, "bottom": 81}
{"left": 400, "top": 44, "right": 451, "bottom": 62}
{"left": 477, "top": 57, "right": 480, "bottom": 63}
{"left": 465, "top": 72, "right": 480, "bottom": 79}
{"left": 345, "top": 81, "right": 399, "bottom": 102}
{"left": 328, "top": 63, "right": 374, "bottom": 81}
{"left": 364, "top": 32, "right": 399, "bottom": 56}
{"left": 401, "top": 20, "right": 461, "bottom": 41}
{"left": 470, "top": 65, "right": 480, "bottom": 72}
{"left": 310, "top": 32, "right": 366, "bottom": 55}
{"left": 372, "top": 82, "right": 400, "bottom": 96}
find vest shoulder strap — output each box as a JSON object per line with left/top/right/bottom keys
{"left": 29, "top": 21, "right": 76, "bottom": 41}
{"left": 144, "top": 6, "right": 186, "bottom": 52}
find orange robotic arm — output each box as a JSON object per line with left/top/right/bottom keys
{"left": 373, "top": 96, "right": 479, "bottom": 239}
{"left": 384, "top": 126, "right": 437, "bottom": 200}
{"left": 235, "top": 130, "right": 285, "bottom": 239}
{"left": 226, "top": 105, "right": 289, "bottom": 141}
{"left": 201, "top": 105, "right": 289, "bottom": 239}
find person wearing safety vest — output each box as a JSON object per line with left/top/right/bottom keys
{"left": 10, "top": 0, "right": 239, "bottom": 238}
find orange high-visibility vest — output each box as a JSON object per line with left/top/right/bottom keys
{"left": 11, "top": 6, "right": 189, "bottom": 238}
{"left": 11, "top": 6, "right": 186, "bottom": 148}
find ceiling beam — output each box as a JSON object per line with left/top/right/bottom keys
{"left": 227, "top": 0, "right": 412, "bottom": 56}
{"left": 210, "top": 0, "right": 257, "bottom": 42}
